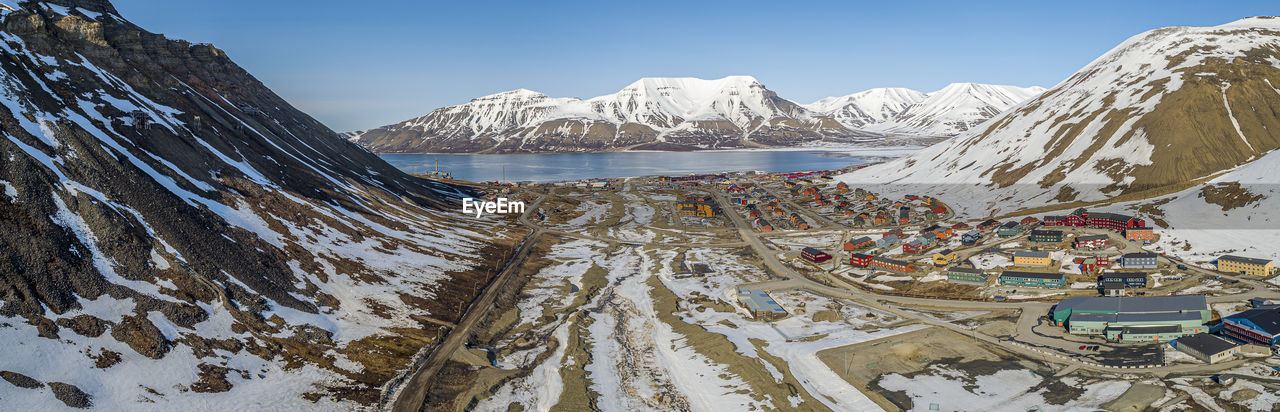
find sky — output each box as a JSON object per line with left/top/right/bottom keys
{"left": 110, "top": 0, "right": 1280, "bottom": 132}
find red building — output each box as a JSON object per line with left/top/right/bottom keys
{"left": 903, "top": 240, "right": 924, "bottom": 254}
{"left": 952, "top": 222, "right": 971, "bottom": 230}
{"left": 1072, "top": 234, "right": 1109, "bottom": 250}
{"left": 1046, "top": 209, "right": 1145, "bottom": 231}
{"left": 850, "top": 253, "right": 873, "bottom": 267}
{"left": 801, "top": 247, "right": 832, "bottom": 263}
{"left": 1020, "top": 216, "right": 1040, "bottom": 226}
{"left": 844, "top": 237, "right": 875, "bottom": 251}
{"left": 871, "top": 256, "right": 915, "bottom": 273}
{"left": 977, "top": 219, "right": 1000, "bottom": 232}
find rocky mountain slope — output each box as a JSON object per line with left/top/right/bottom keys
{"left": 838, "top": 17, "right": 1280, "bottom": 219}
{"left": 0, "top": 1, "right": 518, "bottom": 409}
{"left": 348, "top": 76, "right": 890, "bottom": 153}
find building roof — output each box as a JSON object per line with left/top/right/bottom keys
{"left": 1070, "top": 311, "right": 1201, "bottom": 324}
{"left": 851, "top": 253, "right": 872, "bottom": 259}
{"left": 1089, "top": 212, "right": 1135, "bottom": 222}
{"left": 948, "top": 267, "right": 984, "bottom": 275}
{"left": 738, "top": 289, "right": 787, "bottom": 314}
{"left": 1054, "top": 295, "right": 1209, "bottom": 315}
{"left": 1224, "top": 307, "right": 1280, "bottom": 336}
{"left": 1076, "top": 234, "right": 1108, "bottom": 242}
{"left": 1117, "top": 324, "right": 1181, "bottom": 334}
{"left": 1123, "top": 252, "right": 1158, "bottom": 260}
{"left": 1000, "top": 271, "right": 1063, "bottom": 280}
{"left": 1220, "top": 255, "right": 1273, "bottom": 266}
{"left": 936, "top": 248, "right": 954, "bottom": 256}
{"left": 1031, "top": 229, "right": 1062, "bottom": 236}
{"left": 1013, "top": 251, "right": 1050, "bottom": 259}
{"left": 873, "top": 256, "right": 910, "bottom": 267}
{"left": 1176, "top": 333, "right": 1240, "bottom": 356}
{"left": 1000, "top": 221, "right": 1020, "bottom": 228}
{"left": 801, "top": 247, "right": 824, "bottom": 255}
{"left": 849, "top": 236, "right": 873, "bottom": 244}
{"left": 1100, "top": 272, "right": 1146, "bottom": 280}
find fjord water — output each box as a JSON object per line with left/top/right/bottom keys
{"left": 380, "top": 149, "right": 904, "bottom": 182}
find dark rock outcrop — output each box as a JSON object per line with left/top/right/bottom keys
{"left": 110, "top": 313, "right": 170, "bottom": 359}
{"left": 1, "top": 370, "right": 43, "bottom": 389}
{"left": 49, "top": 381, "right": 93, "bottom": 408}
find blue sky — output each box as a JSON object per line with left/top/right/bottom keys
{"left": 112, "top": 0, "right": 1278, "bottom": 132}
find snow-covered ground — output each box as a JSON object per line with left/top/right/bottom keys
{"left": 970, "top": 253, "right": 1011, "bottom": 270}
{"left": 879, "top": 366, "right": 1129, "bottom": 411}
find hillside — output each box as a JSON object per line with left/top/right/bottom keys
{"left": 0, "top": 1, "right": 518, "bottom": 409}
{"left": 838, "top": 17, "right": 1280, "bottom": 219}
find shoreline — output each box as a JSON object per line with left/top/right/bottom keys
{"left": 375, "top": 144, "right": 926, "bottom": 157}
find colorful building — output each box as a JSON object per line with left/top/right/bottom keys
{"left": 1012, "top": 251, "right": 1052, "bottom": 267}
{"left": 871, "top": 256, "right": 914, "bottom": 273}
{"left": 1051, "top": 295, "right": 1210, "bottom": 342}
{"left": 996, "top": 221, "right": 1022, "bottom": 237}
{"left": 1222, "top": 307, "right": 1280, "bottom": 346}
{"left": 1121, "top": 253, "right": 1158, "bottom": 269}
{"left": 1124, "top": 227, "right": 1155, "bottom": 242}
{"left": 850, "top": 253, "right": 873, "bottom": 267}
{"left": 1072, "top": 234, "right": 1109, "bottom": 250}
{"left": 947, "top": 267, "right": 987, "bottom": 285}
{"left": 844, "top": 236, "right": 874, "bottom": 251}
{"left": 801, "top": 247, "right": 832, "bottom": 263}
{"left": 998, "top": 271, "right": 1065, "bottom": 288}
{"left": 1218, "top": 255, "right": 1275, "bottom": 277}
{"left": 1097, "top": 272, "right": 1147, "bottom": 288}
{"left": 1029, "top": 229, "right": 1064, "bottom": 243}
{"left": 933, "top": 249, "right": 958, "bottom": 266}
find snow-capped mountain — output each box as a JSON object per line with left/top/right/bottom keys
{"left": 861, "top": 83, "right": 1046, "bottom": 136}
{"left": 0, "top": 1, "right": 514, "bottom": 408}
{"left": 803, "top": 87, "right": 927, "bottom": 129}
{"left": 349, "top": 76, "right": 882, "bottom": 153}
{"left": 838, "top": 17, "right": 1280, "bottom": 219}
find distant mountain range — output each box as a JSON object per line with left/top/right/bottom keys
{"left": 346, "top": 78, "right": 1044, "bottom": 153}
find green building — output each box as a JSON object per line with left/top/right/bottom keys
{"left": 947, "top": 267, "right": 988, "bottom": 285}
{"left": 1050, "top": 295, "right": 1211, "bottom": 342}
{"left": 996, "top": 221, "right": 1022, "bottom": 237}
{"left": 1029, "top": 229, "right": 1064, "bottom": 243}
{"left": 998, "top": 271, "right": 1065, "bottom": 288}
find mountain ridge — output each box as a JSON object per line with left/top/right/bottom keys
{"left": 347, "top": 77, "right": 1043, "bottom": 153}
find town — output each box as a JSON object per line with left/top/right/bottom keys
{"left": 444, "top": 167, "right": 1280, "bottom": 410}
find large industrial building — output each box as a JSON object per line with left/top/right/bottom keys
{"left": 1051, "top": 295, "right": 1211, "bottom": 342}
{"left": 1222, "top": 307, "right": 1280, "bottom": 346}
{"left": 736, "top": 289, "right": 788, "bottom": 320}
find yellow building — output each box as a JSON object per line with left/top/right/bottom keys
{"left": 1218, "top": 255, "right": 1275, "bottom": 276}
{"left": 933, "top": 249, "right": 958, "bottom": 266}
{"left": 1013, "top": 251, "right": 1052, "bottom": 267}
